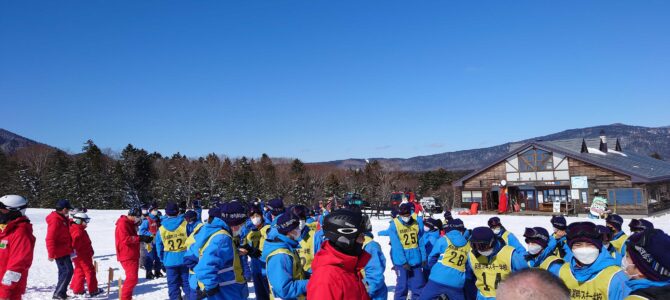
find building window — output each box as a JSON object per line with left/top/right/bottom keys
{"left": 543, "top": 188, "right": 569, "bottom": 203}
{"left": 518, "top": 149, "right": 553, "bottom": 172}
{"left": 608, "top": 188, "right": 644, "bottom": 206}
{"left": 462, "top": 191, "right": 483, "bottom": 203}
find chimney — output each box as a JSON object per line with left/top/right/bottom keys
{"left": 615, "top": 138, "right": 622, "bottom": 152}
{"left": 581, "top": 138, "right": 589, "bottom": 153}
{"left": 599, "top": 130, "right": 608, "bottom": 153}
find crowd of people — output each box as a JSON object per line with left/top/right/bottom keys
{"left": 0, "top": 194, "right": 668, "bottom": 300}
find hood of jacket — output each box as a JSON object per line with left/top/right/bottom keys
{"left": 569, "top": 246, "right": 620, "bottom": 282}
{"left": 311, "top": 241, "right": 371, "bottom": 273}
{"left": 446, "top": 230, "right": 468, "bottom": 248}
{"left": 261, "top": 232, "right": 299, "bottom": 262}
{"left": 161, "top": 215, "right": 186, "bottom": 231}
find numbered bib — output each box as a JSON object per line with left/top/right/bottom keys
{"left": 559, "top": 263, "right": 620, "bottom": 300}
{"left": 439, "top": 239, "right": 470, "bottom": 272}
{"left": 159, "top": 221, "right": 188, "bottom": 252}
{"left": 394, "top": 218, "right": 419, "bottom": 250}
{"left": 468, "top": 245, "right": 514, "bottom": 298}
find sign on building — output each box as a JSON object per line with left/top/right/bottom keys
{"left": 571, "top": 176, "right": 588, "bottom": 189}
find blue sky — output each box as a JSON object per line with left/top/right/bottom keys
{"left": 2, "top": 1, "right": 669, "bottom": 162}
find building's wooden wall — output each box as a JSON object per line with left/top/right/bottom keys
{"left": 463, "top": 162, "right": 506, "bottom": 189}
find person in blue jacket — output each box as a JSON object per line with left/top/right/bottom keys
{"left": 183, "top": 206, "right": 219, "bottom": 300}
{"left": 361, "top": 215, "right": 388, "bottom": 300}
{"left": 487, "top": 217, "right": 524, "bottom": 251}
{"left": 184, "top": 210, "right": 201, "bottom": 236}
{"left": 155, "top": 202, "right": 190, "bottom": 300}
{"left": 192, "top": 202, "right": 249, "bottom": 300}
{"left": 622, "top": 228, "right": 670, "bottom": 299}
{"left": 139, "top": 204, "right": 163, "bottom": 279}
{"left": 522, "top": 227, "right": 563, "bottom": 275}
{"left": 388, "top": 202, "right": 426, "bottom": 300}
{"left": 261, "top": 212, "right": 308, "bottom": 300}
{"left": 621, "top": 218, "right": 655, "bottom": 264}
{"left": 265, "top": 198, "right": 284, "bottom": 224}
{"left": 466, "top": 227, "right": 528, "bottom": 300}
{"left": 239, "top": 204, "right": 270, "bottom": 300}
{"left": 419, "top": 217, "right": 442, "bottom": 280}
{"left": 557, "top": 221, "right": 630, "bottom": 300}
{"left": 421, "top": 218, "right": 470, "bottom": 300}
{"left": 549, "top": 215, "right": 570, "bottom": 258}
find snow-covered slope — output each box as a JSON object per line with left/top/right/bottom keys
{"left": 23, "top": 209, "right": 670, "bottom": 299}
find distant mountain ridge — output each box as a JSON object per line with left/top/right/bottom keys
{"left": 320, "top": 124, "right": 670, "bottom": 171}
{"left": 0, "top": 129, "right": 54, "bottom": 154}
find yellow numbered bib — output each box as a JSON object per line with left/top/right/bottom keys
{"left": 159, "top": 221, "right": 188, "bottom": 252}
{"left": 196, "top": 230, "right": 245, "bottom": 290}
{"left": 266, "top": 248, "right": 306, "bottom": 300}
{"left": 468, "top": 246, "right": 514, "bottom": 298}
{"left": 538, "top": 255, "right": 563, "bottom": 270}
{"left": 439, "top": 237, "right": 471, "bottom": 272}
{"left": 559, "top": 263, "right": 620, "bottom": 300}
{"left": 297, "top": 228, "right": 315, "bottom": 273}
{"left": 184, "top": 223, "right": 204, "bottom": 249}
{"left": 611, "top": 233, "right": 628, "bottom": 254}
{"left": 393, "top": 218, "right": 419, "bottom": 250}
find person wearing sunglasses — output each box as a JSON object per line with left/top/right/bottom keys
{"left": 466, "top": 226, "right": 529, "bottom": 300}
{"left": 558, "top": 221, "right": 629, "bottom": 300}
{"left": 622, "top": 228, "right": 670, "bottom": 299}
{"left": 420, "top": 218, "right": 470, "bottom": 300}
{"left": 523, "top": 227, "right": 563, "bottom": 275}
{"left": 550, "top": 215, "right": 571, "bottom": 258}
{"left": 69, "top": 212, "right": 103, "bottom": 297}
{"left": 0, "top": 195, "right": 35, "bottom": 300}
{"left": 487, "top": 217, "right": 524, "bottom": 251}
{"left": 607, "top": 214, "right": 628, "bottom": 258}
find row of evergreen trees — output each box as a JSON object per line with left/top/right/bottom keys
{"left": 0, "top": 140, "right": 464, "bottom": 210}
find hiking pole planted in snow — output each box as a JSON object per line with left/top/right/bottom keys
{"left": 94, "top": 260, "right": 98, "bottom": 274}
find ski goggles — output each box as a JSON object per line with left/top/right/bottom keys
{"left": 523, "top": 228, "right": 549, "bottom": 242}
{"left": 567, "top": 222, "right": 600, "bottom": 241}
{"left": 74, "top": 217, "right": 90, "bottom": 224}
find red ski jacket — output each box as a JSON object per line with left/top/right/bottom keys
{"left": 0, "top": 216, "right": 36, "bottom": 299}
{"left": 45, "top": 211, "right": 72, "bottom": 259}
{"left": 307, "top": 241, "right": 371, "bottom": 300}
{"left": 70, "top": 223, "right": 94, "bottom": 260}
{"left": 115, "top": 215, "right": 140, "bottom": 262}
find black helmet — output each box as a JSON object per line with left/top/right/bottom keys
{"left": 323, "top": 209, "right": 366, "bottom": 256}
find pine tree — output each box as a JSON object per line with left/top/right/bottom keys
{"left": 230, "top": 157, "right": 258, "bottom": 201}
{"left": 120, "top": 144, "right": 155, "bottom": 208}
{"left": 257, "top": 153, "right": 278, "bottom": 200}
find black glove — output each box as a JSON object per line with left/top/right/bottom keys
{"left": 198, "top": 286, "right": 219, "bottom": 300}
{"left": 402, "top": 263, "right": 411, "bottom": 271}
{"left": 139, "top": 235, "right": 153, "bottom": 243}
{"left": 240, "top": 244, "right": 262, "bottom": 259}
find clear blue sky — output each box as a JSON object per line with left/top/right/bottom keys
{"left": 2, "top": 1, "right": 669, "bottom": 162}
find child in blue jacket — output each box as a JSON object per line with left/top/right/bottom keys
{"left": 261, "top": 212, "right": 308, "bottom": 300}
{"left": 419, "top": 217, "right": 442, "bottom": 280}
{"left": 388, "top": 203, "right": 426, "bottom": 300}
{"left": 421, "top": 219, "right": 470, "bottom": 300}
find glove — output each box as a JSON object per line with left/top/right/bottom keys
{"left": 240, "top": 244, "right": 262, "bottom": 259}
{"left": 197, "top": 286, "right": 220, "bottom": 300}
{"left": 402, "top": 263, "right": 411, "bottom": 271}
{"left": 139, "top": 235, "right": 153, "bottom": 243}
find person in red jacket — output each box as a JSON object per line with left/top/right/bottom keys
{"left": 69, "top": 213, "right": 103, "bottom": 297}
{"left": 115, "top": 207, "right": 151, "bottom": 300}
{"left": 0, "top": 195, "right": 35, "bottom": 300}
{"left": 307, "top": 208, "right": 371, "bottom": 300}
{"left": 46, "top": 199, "right": 74, "bottom": 300}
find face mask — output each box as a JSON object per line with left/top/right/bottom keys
{"left": 572, "top": 247, "right": 599, "bottom": 265}
{"left": 151, "top": 211, "right": 158, "bottom": 216}
{"left": 424, "top": 226, "right": 431, "bottom": 232}
{"left": 621, "top": 255, "right": 642, "bottom": 279}
{"left": 401, "top": 216, "right": 411, "bottom": 223}
{"left": 299, "top": 220, "right": 306, "bottom": 231}
{"left": 251, "top": 217, "right": 262, "bottom": 226}
{"left": 527, "top": 243, "right": 543, "bottom": 255}
{"left": 289, "top": 230, "right": 301, "bottom": 241}
{"left": 603, "top": 242, "right": 610, "bottom": 249}
{"left": 232, "top": 227, "right": 242, "bottom": 237}
{"left": 493, "top": 228, "right": 502, "bottom": 235}
{"left": 479, "top": 249, "right": 494, "bottom": 257}
{"left": 141, "top": 209, "right": 148, "bottom": 215}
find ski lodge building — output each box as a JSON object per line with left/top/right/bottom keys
{"left": 453, "top": 132, "right": 670, "bottom": 215}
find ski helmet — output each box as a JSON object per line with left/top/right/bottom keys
{"left": 322, "top": 208, "right": 366, "bottom": 256}
{"left": 73, "top": 212, "right": 91, "bottom": 225}
{"left": 0, "top": 195, "right": 28, "bottom": 216}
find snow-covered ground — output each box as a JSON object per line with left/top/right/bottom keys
{"left": 23, "top": 209, "right": 670, "bottom": 299}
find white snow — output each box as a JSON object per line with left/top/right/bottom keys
{"left": 23, "top": 209, "right": 670, "bottom": 299}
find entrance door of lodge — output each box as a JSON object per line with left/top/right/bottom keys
{"left": 519, "top": 190, "right": 537, "bottom": 211}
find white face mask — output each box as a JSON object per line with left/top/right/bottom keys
{"left": 232, "top": 227, "right": 242, "bottom": 237}
{"left": 424, "top": 226, "right": 431, "bottom": 232}
{"left": 527, "top": 243, "right": 543, "bottom": 255}
{"left": 621, "top": 255, "right": 642, "bottom": 279}
{"left": 572, "top": 247, "right": 599, "bottom": 265}
{"left": 289, "top": 230, "right": 301, "bottom": 241}
{"left": 493, "top": 228, "right": 502, "bottom": 235}
{"left": 479, "top": 249, "right": 494, "bottom": 257}
{"left": 251, "top": 217, "right": 262, "bottom": 226}
{"left": 401, "top": 216, "right": 411, "bottom": 223}
{"left": 299, "top": 220, "right": 306, "bottom": 231}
